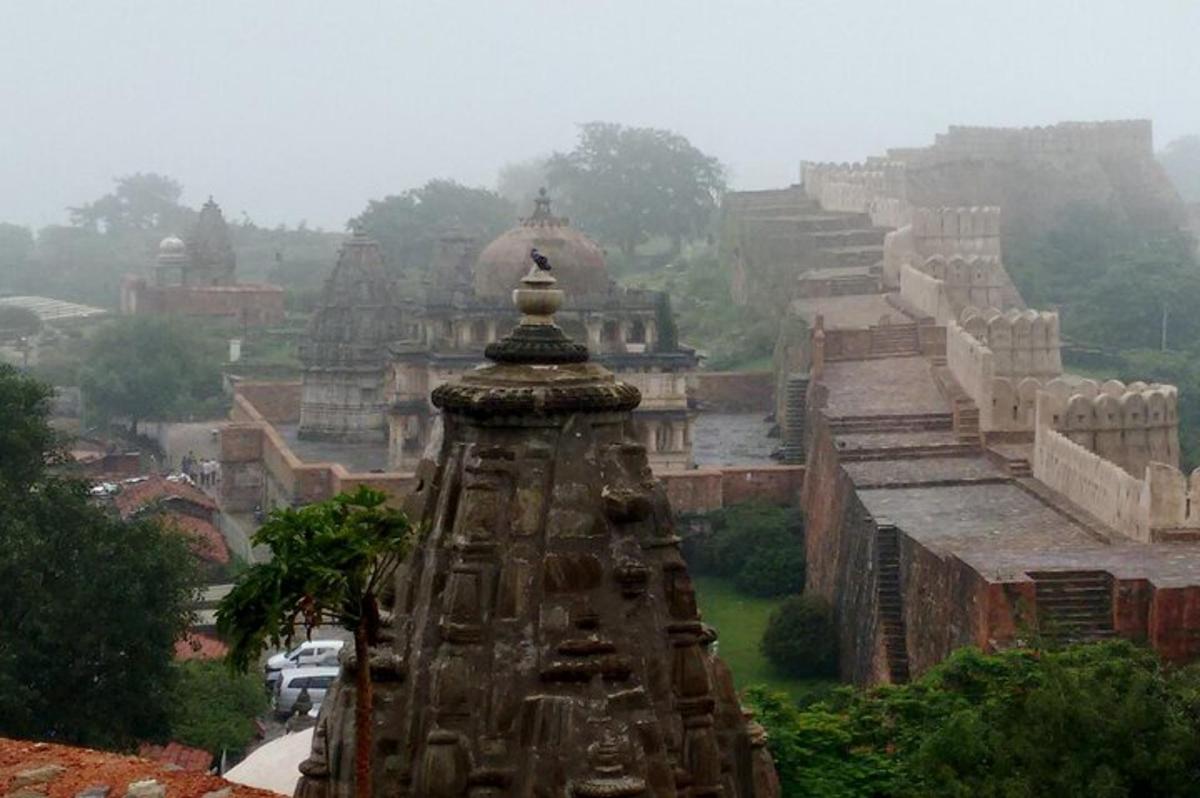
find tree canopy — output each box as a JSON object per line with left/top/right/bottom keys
{"left": 219, "top": 485, "right": 414, "bottom": 798}
{"left": 69, "top": 173, "right": 193, "bottom": 234}
{"left": 354, "top": 179, "right": 516, "bottom": 276}
{"left": 747, "top": 641, "right": 1200, "bottom": 798}
{"left": 547, "top": 122, "right": 726, "bottom": 259}
{"left": 0, "top": 364, "right": 198, "bottom": 749}
{"left": 1160, "top": 135, "right": 1200, "bottom": 203}
{"left": 80, "top": 316, "right": 224, "bottom": 433}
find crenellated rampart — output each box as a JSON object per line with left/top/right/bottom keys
{"left": 800, "top": 160, "right": 910, "bottom": 228}
{"left": 1033, "top": 388, "right": 1196, "bottom": 542}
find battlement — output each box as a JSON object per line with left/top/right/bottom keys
{"left": 1033, "top": 385, "right": 1190, "bottom": 542}
{"left": 911, "top": 206, "right": 1001, "bottom": 244}
{"left": 800, "top": 160, "right": 909, "bottom": 227}
{"left": 958, "top": 306, "right": 1061, "bottom": 377}
{"left": 886, "top": 120, "right": 1156, "bottom": 167}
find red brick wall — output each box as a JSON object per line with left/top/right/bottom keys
{"left": 689, "top": 372, "right": 774, "bottom": 412}
{"left": 131, "top": 283, "right": 285, "bottom": 327}
{"left": 659, "top": 466, "right": 804, "bottom": 515}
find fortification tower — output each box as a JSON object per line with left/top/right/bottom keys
{"left": 295, "top": 264, "right": 777, "bottom": 798}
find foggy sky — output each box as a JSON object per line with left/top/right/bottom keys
{"left": 2, "top": 0, "right": 1197, "bottom": 231}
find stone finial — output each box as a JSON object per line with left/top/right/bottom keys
{"left": 482, "top": 264, "right": 588, "bottom": 365}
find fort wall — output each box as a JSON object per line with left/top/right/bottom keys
{"left": 660, "top": 466, "right": 805, "bottom": 515}
{"left": 1033, "top": 391, "right": 1197, "bottom": 542}
{"left": 899, "top": 263, "right": 954, "bottom": 323}
{"left": 687, "top": 371, "right": 775, "bottom": 412}
{"left": 221, "top": 385, "right": 417, "bottom": 512}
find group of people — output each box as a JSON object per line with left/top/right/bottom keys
{"left": 181, "top": 450, "right": 220, "bottom": 488}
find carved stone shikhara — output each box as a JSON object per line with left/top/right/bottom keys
{"left": 295, "top": 268, "right": 779, "bottom": 798}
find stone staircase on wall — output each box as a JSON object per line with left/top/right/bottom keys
{"left": 868, "top": 323, "right": 921, "bottom": 357}
{"left": 1030, "top": 571, "right": 1116, "bottom": 644}
{"left": 779, "top": 374, "right": 809, "bottom": 464}
{"left": 876, "top": 524, "right": 910, "bottom": 683}
{"left": 793, "top": 210, "right": 888, "bottom": 272}
{"left": 828, "top": 412, "right": 953, "bottom": 435}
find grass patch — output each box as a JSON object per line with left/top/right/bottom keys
{"left": 693, "top": 576, "right": 837, "bottom": 705}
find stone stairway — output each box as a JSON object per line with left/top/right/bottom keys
{"left": 1030, "top": 571, "right": 1116, "bottom": 644}
{"left": 828, "top": 412, "right": 953, "bottom": 435}
{"left": 779, "top": 374, "right": 809, "bottom": 464}
{"left": 953, "top": 400, "right": 981, "bottom": 445}
{"left": 1007, "top": 457, "right": 1032, "bottom": 477}
{"left": 869, "top": 323, "right": 920, "bottom": 356}
{"left": 876, "top": 524, "right": 910, "bottom": 683}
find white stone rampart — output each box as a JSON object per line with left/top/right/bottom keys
{"left": 911, "top": 207, "right": 1001, "bottom": 258}
{"left": 958, "top": 307, "right": 1061, "bottom": 378}
{"left": 899, "top": 263, "right": 954, "bottom": 324}
{"left": 1033, "top": 390, "right": 1198, "bottom": 543}
{"left": 1036, "top": 379, "right": 1180, "bottom": 474}
{"left": 800, "top": 160, "right": 910, "bottom": 228}
{"left": 1033, "top": 405, "right": 1152, "bottom": 541}
{"left": 945, "top": 317, "right": 996, "bottom": 425}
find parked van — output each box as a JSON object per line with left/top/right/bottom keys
{"left": 264, "top": 639, "right": 344, "bottom": 688}
{"left": 273, "top": 666, "right": 339, "bottom": 717}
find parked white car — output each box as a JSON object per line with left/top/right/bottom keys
{"left": 273, "top": 666, "right": 339, "bottom": 717}
{"left": 264, "top": 639, "right": 344, "bottom": 688}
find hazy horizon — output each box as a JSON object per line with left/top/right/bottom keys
{"left": 2, "top": 0, "right": 1197, "bottom": 231}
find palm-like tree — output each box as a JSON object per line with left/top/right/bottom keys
{"left": 217, "top": 485, "right": 413, "bottom": 798}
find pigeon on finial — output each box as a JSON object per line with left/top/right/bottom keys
{"left": 530, "top": 248, "right": 551, "bottom": 271}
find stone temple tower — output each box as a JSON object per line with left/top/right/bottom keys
{"left": 295, "top": 265, "right": 778, "bottom": 797}
{"left": 298, "top": 227, "right": 404, "bottom": 442}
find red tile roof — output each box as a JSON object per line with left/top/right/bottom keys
{"left": 163, "top": 514, "right": 231, "bottom": 565}
{"left": 113, "top": 476, "right": 216, "bottom": 518}
{"left": 136, "top": 742, "right": 213, "bottom": 773}
{"left": 0, "top": 738, "right": 283, "bottom": 798}
{"left": 174, "top": 633, "right": 230, "bottom": 661}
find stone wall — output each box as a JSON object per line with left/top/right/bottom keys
{"left": 230, "top": 380, "right": 302, "bottom": 423}
{"left": 799, "top": 407, "right": 887, "bottom": 684}
{"left": 659, "top": 466, "right": 805, "bottom": 515}
{"left": 899, "top": 263, "right": 954, "bottom": 323}
{"left": 120, "top": 277, "right": 285, "bottom": 327}
{"left": 688, "top": 371, "right": 774, "bottom": 412}
{"left": 1032, "top": 390, "right": 1198, "bottom": 542}
{"left": 221, "top": 389, "right": 416, "bottom": 513}
{"left": 800, "top": 160, "right": 909, "bottom": 228}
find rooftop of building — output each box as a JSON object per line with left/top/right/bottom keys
{"left": 0, "top": 295, "right": 108, "bottom": 323}
{"left": 0, "top": 738, "right": 282, "bottom": 798}
{"left": 789, "top": 294, "right": 903, "bottom": 330}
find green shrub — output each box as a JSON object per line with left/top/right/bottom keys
{"left": 683, "top": 503, "right": 805, "bottom": 598}
{"left": 165, "top": 659, "right": 268, "bottom": 757}
{"left": 734, "top": 541, "right": 804, "bottom": 597}
{"left": 761, "top": 594, "right": 837, "bottom": 678}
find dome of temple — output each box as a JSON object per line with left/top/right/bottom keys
{"left": 157, "top": 235, "right": 187, "bottom": 260}
{"left": 474, "top": 189, "right": 610, "bottom": 299}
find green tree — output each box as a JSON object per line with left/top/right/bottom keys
{"left": 496, "top": 157, "right": 550, "bottom": 208}
{"left": 760, "top": 595, "right": 837, "bottom": 677}
{"left": 0, "top": 223, "right": 35, "bottom": 292}
{"left": 80, "top": 316, "right": 223, "bottom": 434}
{"left": 354, "top": 179, "right": 515, "bottom": 275}
{"left": 1160, "top": 135, "right": 1200, "bottom": 202}
{"left": 166, "top": 659, "right": 268, "bottom": 757}
{"left": 218, "top": 486, "right": 414, "bottom": 798}
{"left": 746, "top": 641, "right": 1200, "bottom": 798}
{"left": 0, "top": 365, "right": 199, "bottom": 749}
{"left": 69, "top": 173, "right": 192, "bottom": 234}
{"left": 547, "top": 122, "right": 726, "bottom": 259}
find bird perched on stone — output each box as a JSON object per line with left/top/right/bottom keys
{"left": 530, "top": 248, "right": 551, "bottom": 271}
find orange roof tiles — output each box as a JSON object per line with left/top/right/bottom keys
{"left": 0, "top": 738, "right": 283, "bottom": 798}
{"left": 163, "top": 514, "right": 230, "bottom": 565}
{"left": 136, "top": 742, "right": 213, "bottom": 773}
{"left": 113, "top": 476, "right": 216, "bottom": 518}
